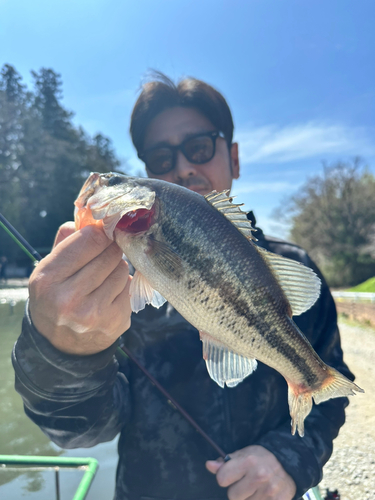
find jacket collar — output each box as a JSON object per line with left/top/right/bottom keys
{"left": 246, "top": 210, "right": 269, "bottom": 249}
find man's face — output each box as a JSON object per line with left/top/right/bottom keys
{"left": 142, "top": 107, "right": 239, "bottom": 195}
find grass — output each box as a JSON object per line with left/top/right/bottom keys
{"left": 338, "top": 313, "right": 375, "bottom": 331}
{"left": 348, "top": 276, "right": 375, "bottom": 293}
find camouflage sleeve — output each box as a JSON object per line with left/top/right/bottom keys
{"left": 256, "top": 248, "right": 352, "bottom": 498}
{"left": 12, "top": 301, "right": 131, "bottom": 448}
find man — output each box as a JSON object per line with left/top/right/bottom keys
{"left": 12, "top": 74, "right": 353, "bottom": 500}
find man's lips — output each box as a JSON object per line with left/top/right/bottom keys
{"left": 187, "top": 186, "right": 209, "bottom": 194}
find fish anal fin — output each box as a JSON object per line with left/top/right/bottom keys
{"left": 200, "top": 331, "right": 257, "bottom": 388}
{"left": 287, "top": 383, "right": 313, "bottom": 437}
{"left": 129, "top": 270, "right": 166, "bottom": 313}
{"left": 204, "top": 190, "right": 257, "bottom": 241}
{"left": 256, "top": 246, "right": 321, "bottom": 316}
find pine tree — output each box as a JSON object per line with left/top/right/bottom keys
{"left": 31, "top": 68, "right": 73, "bottom": 140}
{"left": 0, "top": 64, "right": 125, "bottom": 267}
{"left": 0, "top": 65, "right": 28, "bottom": 258}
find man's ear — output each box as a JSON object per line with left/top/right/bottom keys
{"left": 230, "top": 143, "right": 240, "bottom": 179}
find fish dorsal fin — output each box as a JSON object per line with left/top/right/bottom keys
{"left": 256, "top": 246, "right": 321, "bottom": 316}
{"left": 200, "top": 331, "right": 257, "bottom": 388}
{"left": 129, "top": 270, "right": 167, "bottom": 313}
{"left": 204, "top": 190, "right": 257, "bottom": 241}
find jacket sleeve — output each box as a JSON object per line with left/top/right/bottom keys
{"left": 255, "top": 250, "right": 353, "bottom": 499}
{"left": 12, "top": 302, "right": 131, "bottom": 449}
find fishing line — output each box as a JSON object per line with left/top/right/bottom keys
{"left": 0, "top": 212, "right": 230, "bottom": 462}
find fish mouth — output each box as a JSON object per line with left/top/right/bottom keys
{"left": 74, "top": 172, "right": 157, "bottom": 239}
{"left": 116, "top": 206, "right": 155, "bottom": 234}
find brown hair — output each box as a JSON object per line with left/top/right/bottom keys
{"left": 130, "top": 71, "right": 234, "bottom": 155}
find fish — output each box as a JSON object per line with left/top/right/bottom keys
{"left": 74, "top": 172, "right": 364, "bottom": 437}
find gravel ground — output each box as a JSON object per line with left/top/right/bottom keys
{"left": 319, "top": 321, "right": 375, "bottom": 500}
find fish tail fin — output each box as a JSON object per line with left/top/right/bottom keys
{"left": 287, "top": 367, "right": 364, "bottom": 437}
{"left": 312, "top": 366, "right": 364, "bottom": 404}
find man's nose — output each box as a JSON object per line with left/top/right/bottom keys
{"left": 173, "top": 151, "right": 197, "bottom": 180}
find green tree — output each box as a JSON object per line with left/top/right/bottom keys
{"left": 284, "top": 158, "right": 375, "bottom": 287}
{"left": 31, "top": 68, "right": 73, "bottom": 140}
{"left": 0, "top": 64, "right": 124, "bottom": 267}
{"left": 0, "top": 64, "right": 26, "bottom": 102}
{"left": 0, "top": 65, "right": 28, "bottom": 258}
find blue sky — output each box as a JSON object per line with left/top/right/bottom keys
{"left": 1, "top": 0, "right": 374, "bottom": 237}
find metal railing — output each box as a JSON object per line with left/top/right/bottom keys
{"left": 332, "top": 291, "right": 375, "bottom": 302}
{"left": 0, "top": 455, "right": 98, "bottom": 500}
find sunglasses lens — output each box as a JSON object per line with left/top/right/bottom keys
{"left": 183, "top": 135, "right": 215, "bottom": 163}
{"left": 144, "top": 148, "right": 174, "bottom": 175}
{"left": 142, "top": 132, "right": 218, "bottom": 174}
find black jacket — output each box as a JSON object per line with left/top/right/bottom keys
{"left": 12, "top": 224, "right": 353, "bottom": 500}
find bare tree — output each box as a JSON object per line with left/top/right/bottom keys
{"left": 283, "top": 158, "right": 375, "bottom": 287}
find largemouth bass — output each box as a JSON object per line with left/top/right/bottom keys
{"left": 75, "top": 172, "right": 363, "bottom": 437}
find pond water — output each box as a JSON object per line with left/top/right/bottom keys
{"left": 0, "top": 297, "right": 118, "bottom": 500}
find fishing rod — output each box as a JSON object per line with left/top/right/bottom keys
{"left": 0, "top": 211, "right": 230, "bottom": 462}
{"left": 0, "top": 213, "right": 42, "bottom": 262}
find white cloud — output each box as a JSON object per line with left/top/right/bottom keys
{"left": 236, "top": 122, "right": 375, "bottom": 164}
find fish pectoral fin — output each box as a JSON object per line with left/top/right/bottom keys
{"left": 150, "top": 240, "right": 184, "bottom": 279}
{"left": 129, "top": 270, "right": 167, "bottom": 313}
{"left": 200, "top": 331, "right": 257, "bottom": 388}
{"left": 256, "top": 246, "right": 321, "bottom": 316}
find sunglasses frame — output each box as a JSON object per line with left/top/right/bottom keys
{"left": 138, "top": 130, "right": 225, "bottom": 175}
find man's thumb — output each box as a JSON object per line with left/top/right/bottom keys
{"left": 205, "top": 459, "right": 224, "bottom": 475}
{"left": 53, "top": 222, "right": 76, "bottom": 248}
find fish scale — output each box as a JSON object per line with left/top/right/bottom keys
{"left": 74, "top": 172, "right": 364, "bottom": 437}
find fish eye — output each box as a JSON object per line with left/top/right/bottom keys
{"left": 108, "top": 176, "right": 123, "bottom": 186}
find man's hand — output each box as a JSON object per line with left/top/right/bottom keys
{"left": 29, "top": 222, "right": 132, "bottom": 355}
{"left": 206, "top": 445, "right": 296, "bottom": 500}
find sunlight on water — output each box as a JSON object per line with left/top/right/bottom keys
{"left": 0, "top": 298, "right": 118, "bottom": 500}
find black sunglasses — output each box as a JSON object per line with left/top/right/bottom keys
{"left": 138, "top": 131, "right": 225, "bottom": 175}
